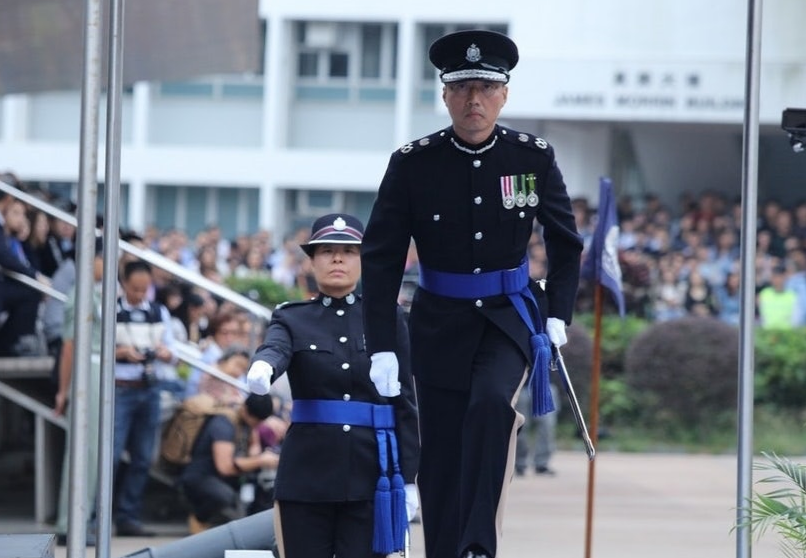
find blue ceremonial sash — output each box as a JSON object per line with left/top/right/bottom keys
{"left": 291, "top": 399, "right": 407, "bottom": 553}
{"left": 418, "top": 259, "right": 555, "bottom": 416}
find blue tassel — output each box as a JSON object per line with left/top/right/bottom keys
{"left": 531, "top": 333, "right": 555, "bottom": 416}
{"left": 391, "top": 473, "right": 408, "bottom": 551}
{"left": 373, "top": 475, "right": 394, "bottom": 555}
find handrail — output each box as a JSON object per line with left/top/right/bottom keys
{"left": 172, "top": 340, "right": 249, "bottom": 393}
{"left": 4, "top": 269, "right": 69, "bottom": 302}
{"left": 0, "top": 179, "right": 273, "bottom": 321}
{"left": 0, "top": 380, "right": 68, "bottom": 430}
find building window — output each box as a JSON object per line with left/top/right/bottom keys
{"left": 294, "top": 21, "right": 397, "bottom": 103}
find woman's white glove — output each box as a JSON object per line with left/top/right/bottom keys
{"left": 546, "top": 317, "right": 568, "bottom": 347}
{"left": 369, "top": 352, "right": 401, "bottom": 397}
{"left": 404, "top": 483, "right": 420, "bottom": 522}
{"left": 247, "top": 360, "right": 274, "bottom": 395}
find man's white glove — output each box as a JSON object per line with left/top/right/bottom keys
{"left": 369, "top": 352, "right": 401, "bottom": 397}
{"left": 247, "top": 360, "right": 274, "bottom": 395}
{"left": 404, "top": 483, "right": 420, "bottom": 522}
{"left": 546, "top": 317, "right": 568, "bottom": 347}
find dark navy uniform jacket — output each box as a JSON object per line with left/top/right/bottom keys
{"left": 362, "top": 125, "right": 583, "bottom": 390}
{"left": 251, "top": 292, "right": 418, "bottom": 502}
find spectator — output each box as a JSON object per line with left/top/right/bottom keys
{"left": 185, "top": 310, "right": 243, "bottom": 398}
{"left": 177, "top": 392, "right": 279, "bottom": 529}
{"left": 112, "top": 260, "right": 176, "bottom": 537}
{"left": 0, "top": 196, "right": 49, "bottom": 356}
{"left": 757, "top": 265, "right": 798, "bottom": 329}
{"left": 197, "top": 346, "right": 250, "bottom": 408}
{"left": 683, "top": 267, "right": 717, "bottom": 317}
{"left": 652, "top": 267, "right": 687, "bottom": 321}
{"left": 37, "top": 199, "right": 76, "bottom": 278}
{"left": 52, "top": 237, "right": 104, "bottom": 546}
{"left": 714, "top": 271, "right": 742, "bottom": 325}
{"left": 515, "top": 383, "right": 560, "bottom": 477}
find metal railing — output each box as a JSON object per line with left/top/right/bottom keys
{"left": 0, "top": 178, "right": 273, "bottom": 321}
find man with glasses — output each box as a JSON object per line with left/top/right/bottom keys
{"left": 361, "top": 30, "right": 582, "bottom": 558}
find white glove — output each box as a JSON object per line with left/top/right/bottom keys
{"left": 404, "top": 483, "right": 419, "bottom": 522}
{"left": 369, "top": 352, "right": 401, "bottom": 397}
{"left": 546, "top": 317, "right": 568, "bottom": 347}
{"left": 247, "top": 360, "right": 274, "bottom": 395}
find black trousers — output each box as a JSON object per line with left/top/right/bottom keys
{"left": 275, "top": 499, "right": 385, "bottom": 558}
{"left": 180, "top": 474, "right": 243, "bottom": 524}
{"left": 417, "top": 321, "right": 528, "bottom": 558}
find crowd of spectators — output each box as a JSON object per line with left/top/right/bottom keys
{"left": 4, "top": 172, "right": 806, "bottom": 359}
{"left": 572, "top": 192, "right": 806, "bottom": 329}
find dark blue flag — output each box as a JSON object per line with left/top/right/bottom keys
{"left": 581, "top": 177, "right": 625, "bottom": 317}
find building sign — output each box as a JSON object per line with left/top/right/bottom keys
{"left": 508, "top": 59, "right": 798, "bottom": 124}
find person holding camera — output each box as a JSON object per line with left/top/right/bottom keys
{"left": 113, "top": 259, "right": 176, "bottom": 537}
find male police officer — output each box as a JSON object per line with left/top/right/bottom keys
{"left": 361, "top": 30, "right": 583, "bottom": 558}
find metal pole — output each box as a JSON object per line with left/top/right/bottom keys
{"left": 67, "top": 0, "right": 103, "bottom": 556}
{"left": 96, "top": 0, "right": 124, "bottom": 555}
{"left": 736, "top": 1, "right": 762, "bottom": 557}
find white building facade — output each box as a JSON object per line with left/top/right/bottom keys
{"left": 1, "top": 0, "right": 804, "bottom": 240}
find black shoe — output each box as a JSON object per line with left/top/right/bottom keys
{"left": 535, "top": 465, "right": 556, "bottom": 476}
{"left": 116, "top": 522, "right": 156, "bottom": 537}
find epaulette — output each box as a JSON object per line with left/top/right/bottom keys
{"left": 274, "top": 298, "right": 317, "bottom": 310}
{"left": 498, "top": 126, "right": 551, "bottom": 152}
{"left": 396, "top": 128, "right": 450, "bottom": 156}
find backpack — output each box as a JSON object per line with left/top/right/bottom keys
{"left": 159, "top": 393, "right": 239, "bottom": 472}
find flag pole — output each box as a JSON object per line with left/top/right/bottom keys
{"left": 584, "top": 283, "right": 604, "bottom": 558}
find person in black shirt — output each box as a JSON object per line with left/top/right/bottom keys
{"left": 179, "top": 393, "right": 278, "bottom": 527}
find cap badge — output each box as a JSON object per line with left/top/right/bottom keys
{"left": 333, "top": 217, "right": 347, "bottom": 231}
{"left": 465, "top": 44, "right": 482, "bottom": 63}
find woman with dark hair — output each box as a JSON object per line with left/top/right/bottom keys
{"left": 247, "top": 214, "right": 420, "bottom": 558}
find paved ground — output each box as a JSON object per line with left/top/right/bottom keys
{"left": 2, "top": 450, "right": 787, "bottom": 558}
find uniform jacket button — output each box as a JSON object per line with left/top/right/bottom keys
{"left": 339, "top": 336, "right": 347, "bottom": 343}
{"left": 343, "top": 394, "right": 351, "bottom": 401}
{"left": 474, "top": 232, "right": 483, "bottom": 240}
{"left": 341, "top": 363, "right": 350, "bottom": 370}
{"left": 343, "top": 424, "right": 351, "bottom": 432}
{"left": 474, "top": 196, "right": 482, "bottom": 205}
{"left": 475, "top": 299, "right": 483, "bottom": 308}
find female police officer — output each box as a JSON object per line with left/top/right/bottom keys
{"left": 246, "top": 213, "right": 420, "bottom": 558}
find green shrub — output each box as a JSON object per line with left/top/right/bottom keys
{"left": 754, "top": 327, "right": 806, "bottom": 408}
{"left": 224, "top": 276, "right": 304, "bottom": 309}
{"left": 623, "top": 316, "right": 738, "bottom": 433}
{"left": 575, "top": 313, "right": 650, "bottom": 377}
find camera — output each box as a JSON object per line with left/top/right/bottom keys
{"left": 782, "top": 108, "right": 806, "bottom": 153}
{"left": 140, "top": 348, "right": 158, "bottom": 386}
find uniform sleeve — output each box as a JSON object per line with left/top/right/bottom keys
{"left": 250, "top": 307, "right": 294, "bottom": 379}
{"left": 392, "top": 307, "right": 419, "bottom": 482}
{"left": 535, "top": 150, "right": 583, "bottom": 323}
{"left": 361, "top": 153, "right": 414, "bottom": 354}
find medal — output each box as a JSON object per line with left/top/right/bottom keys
{"left": 500, "top": 175, "right": 515, "bottom": 209}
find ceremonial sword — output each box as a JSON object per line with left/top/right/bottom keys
{"left": 552, "top": 346, "right": 596, "bottom": 460}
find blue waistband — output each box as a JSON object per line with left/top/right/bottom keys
{"left": 291, "top": 398, "right": 406, "bottom": 553}
{"left": 417, "top": 259, "right": 556, "bottom": 417}
{"left": 291, "top": 399, "right": 395, "bottom": 429}
{"left": 418, "top": 260, "right": 529, "bottom": 298}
